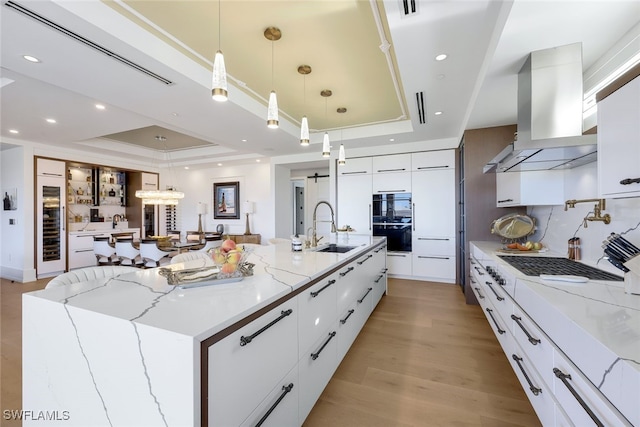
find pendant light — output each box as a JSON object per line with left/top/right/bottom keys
{"left": 211, "top": 0, "right": 227, "bottom": 102}
{"left": 321, "top": 89, "right": 332, "bottom": 157}
{"left": 265, "top": 27, "right": 281, "bottom": 129}
{"left": 337, "top": 107, "right": 347, "bottom": 166}
{"left": 135, "top": 136, "right": 185, "bottom": 205}
{"left": 298, "top": 65, "right": 311, "bottom": 146}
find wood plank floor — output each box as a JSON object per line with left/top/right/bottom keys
{"left": 1, "top": 277, "right": 539, "bottom": 427}
{"left": 303, "top": 279, "right": 540, "bottom": 427}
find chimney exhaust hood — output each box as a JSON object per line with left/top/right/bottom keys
{"left": 484, "top": 43, "right": 597, "bottom": 173}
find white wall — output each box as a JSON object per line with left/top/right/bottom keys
{"left": 165, "top": 163, "right": 274, "bottom": 239}
{"left": 527, "top": 161, "right": 640, "bottom": 277}
{"left": 0, "top": 144, "right": 36, "bottom": 282}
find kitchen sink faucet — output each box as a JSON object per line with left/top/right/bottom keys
{"left": 311, "top": 201, "right": 337, "bottom": 247}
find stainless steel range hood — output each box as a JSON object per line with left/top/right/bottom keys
{"left": 484, "top": 43, "right": 597, "bottom": 173}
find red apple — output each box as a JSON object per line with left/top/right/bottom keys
{"left": 220, "top": 239, "right": 236, "bottom": 253}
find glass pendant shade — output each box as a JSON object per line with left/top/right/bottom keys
{"left": 267, "top": 91, "right": 279, "bottom": 129}
{"left": 211, "top": 51, "right": 228, "bottom": 102}
{"left": 322, "top": 132, "right": 331, "bottom": 157}
{"left": 135, "top": 189, "right": 184, "bottom": 205}
{"left": 338, "top": 144, "right": 346, "bottom": 165}
{"left": 300, "top": 116, "right": 310, "bottom": 146}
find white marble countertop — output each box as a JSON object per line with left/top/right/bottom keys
{"left": 26, "top": 235, "right": 385, "bottom": 341}
{"left": 471, "top": 241, "right": 640, "bottom": 424}
{"left": 472, "top": 241, "right": 639, "bottom": 369}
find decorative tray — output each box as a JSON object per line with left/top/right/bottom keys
{"left": 159, "top": 263, "right": 254, "bottom": 289}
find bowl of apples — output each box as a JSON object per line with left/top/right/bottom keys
{"left": 210, "top": 239, "right": 252, "bottom": 279}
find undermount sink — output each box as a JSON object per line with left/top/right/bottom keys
{"left": 315, "top": 244, "right": 358, "bottom": 253}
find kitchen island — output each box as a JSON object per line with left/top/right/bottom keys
{"left": 470, "top": 241, "right": 639, "bottom": 426}
{"left": 23, "top": 236, "right": 387, "bottom": 426}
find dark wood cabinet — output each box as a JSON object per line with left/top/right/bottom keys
{"left": 459, "top": 125, "right": 525, "bottom": 304}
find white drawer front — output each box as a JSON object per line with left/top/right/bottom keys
{"left": 412, "top": 253, "right": 456, "bottom": 282}
{"left": 68, "top": 248, "right": 97, "bottom": 270}
{"left": 298, "top": 273, "right": 338, "bottom": 356}
{"left": 510, "top": 305, "right": 555, "bottom": 391}
{"left": 336, "top": 302, "right": 368, "bottom": 362}
{"left": 507, "top": 339, "right": 557, "bottom": 427}
{"left": 336, "top": 263, "right": 363, "bottom": 315}
{"left": 413, "top": 236, "right": 455, "bottom": 255}
{"left": 209, "top": 300, "right": 298, "bottom": 427}
{"left": 385, "top": 252, "right": 411, "bottom": 276}
{"left": 240, "top": 366, "right": 299, "bottom": 427}
{"left": 553, "top": 350, "right": 632, "bottom": 427}
{"left": 298, "top": 323, "right": 338, "bottom": 424}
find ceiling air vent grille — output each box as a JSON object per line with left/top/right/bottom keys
{"left": 4, "top": 0, "right": 173, "bottom": 85}
{"left": 401, "top": 0, "right": 417, "bottom": 16}
{"left": 416, "top": 91, "right": 426, "bottom": 124}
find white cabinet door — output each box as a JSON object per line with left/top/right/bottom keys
{"left": 598, "top": 76, "right": 640, "bottom": 198}
{"left": 37, "top": 158, "right": 66, "bottom": 177}
{"left": 412, "top": 169, "right": 455, "bottom": 237}
{"left": 411, "top": 150, "right": 455, "bottom": 171}
{"left": 496, "top": 170, "right": 564, "bottom": 206}
{"left": 140, "top": 172, "right": 158, "bottom": 190}
{"left": 372, "top": 172, "right": 411, "bottom": 194}
{"left": 337, "top": 174, "right": 372, "bottom": 235}
{"left": 337, "top": 157, "right": 372, "bottom": 176}
{"left": 372, "top": 153, "right": 411, "bottom": 173}
{"left": 412, "top": 254, "right": 456, "bottom": 283}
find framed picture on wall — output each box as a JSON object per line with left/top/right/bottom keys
{"left": 213, "top": 182, "right": 240, "bottom": 219}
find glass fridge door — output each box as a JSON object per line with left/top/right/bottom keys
{"left": 37, "top": 177, "right": 66, "bottom": 276}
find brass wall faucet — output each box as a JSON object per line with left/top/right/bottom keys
{"left": 564, "top": 198, "right": 611, "bottom": 227}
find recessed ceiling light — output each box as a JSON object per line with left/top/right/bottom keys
{"left": 217, "top": 163, "right": 223, "bottom": 166}
{"left": 23, "top": 55, "right": 40, "bottom": 63}
{"left": 95, "top": 104, "right": 105, "bottom": 110}
{"left": 46, "top": 118, "right": 56, "bottom": 124}
{"left": 434, "top": 111, "right": 443, "bottom": 115}
{"left": 389, "top": 138, "right": 395, "bottom": 142}
{"left": 9, "top": 129, "right": 19, "bottom": 134}
{"left": 171, "top": 112, "right": 179, "bottom": 117}
{"left": 435, "top": 54, "right": 447, "bottom": 61}
{"left": 256, "top": 159, "right": 261, "bottom": 163}
{"left": 241, "top": 139, "right": 247, "bottom": 142}
{"left": 184, "top": 166, "right": 189, "bottom": 170}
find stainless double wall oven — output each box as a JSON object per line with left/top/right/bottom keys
{"left": 372, "top": 192, "right": 412, "bottom": 252}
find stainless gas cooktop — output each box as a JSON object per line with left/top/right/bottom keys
{"left": 498, "top": 256, "right": 623, "bottom": 281}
